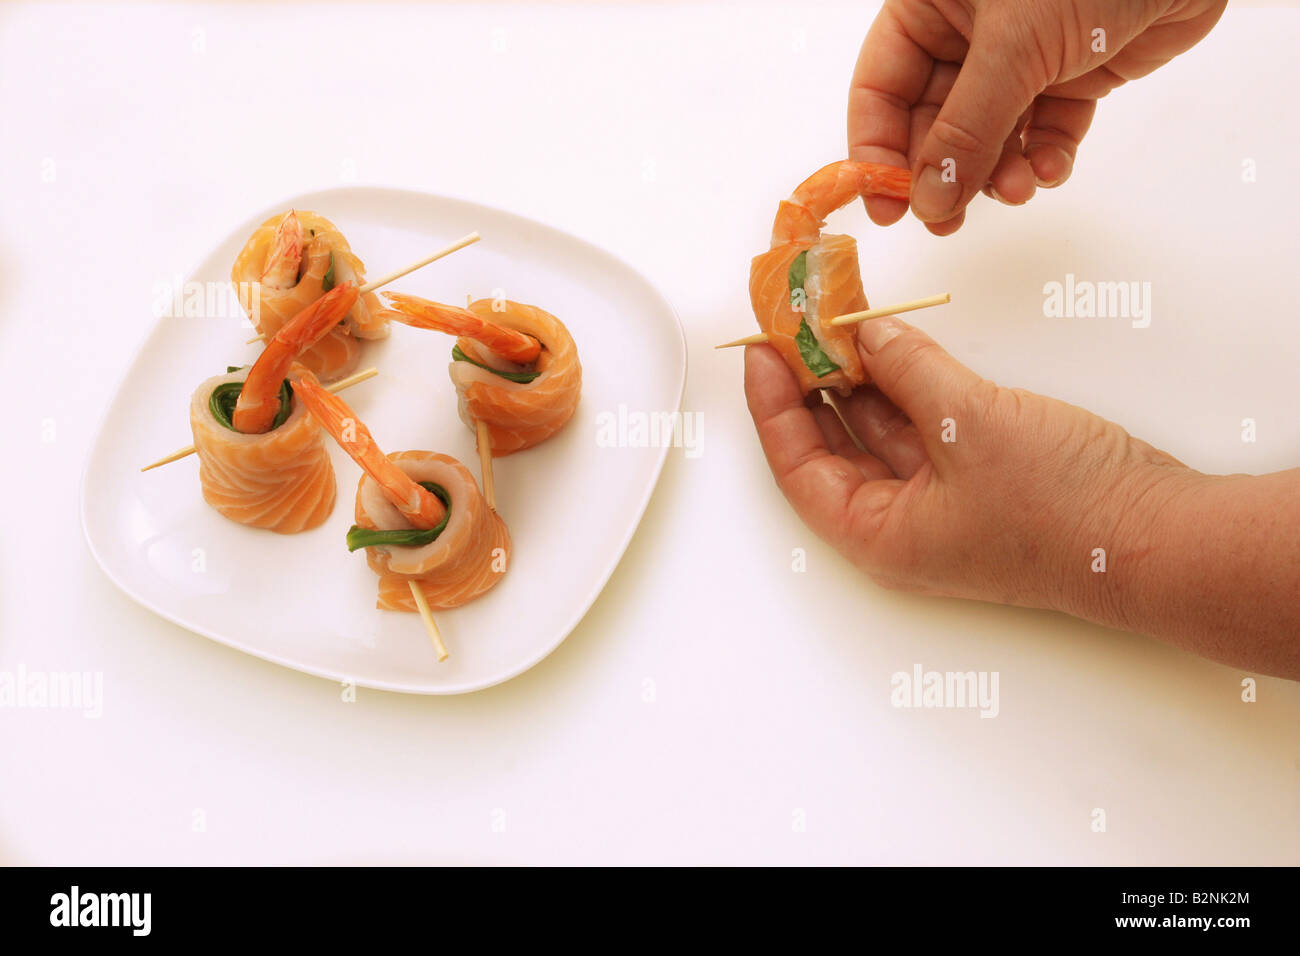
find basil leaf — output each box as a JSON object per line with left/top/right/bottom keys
{"left": 794, "top": 318, "right": 840, "bottom": 378}
{"left": 788, "top": 250, "right": 807, "bottom": 296}
{"left": 451, "top": 344, "right": 541, "bottom": 383}
{"left": 345, "top": 482, "right": 452, "bottom": 552}
{"left": 209, "top": 375, "right": 295, "bottom": 431}
{"left": 320, "top": 252, "right": 335, "bottom": 292}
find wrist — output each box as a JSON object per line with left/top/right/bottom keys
{"left": 1046, "top": 456, "right": 1208, "bottom": 629}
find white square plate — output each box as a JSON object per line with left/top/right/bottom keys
{"left": 81, "top": 187, "right": 685, "bottom": 694}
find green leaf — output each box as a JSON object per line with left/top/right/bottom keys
{"left": 788, "top": 250, "right": 807, "bottom": 297}
{"left": 345, "top": 482, "right": 452, "bottom": 551}
{"left": 321, "top": 252, "right": 335, "bottom": 292}
{"left": 794, "top": 318, "right": 840, "bottom": 378}
{"left": 451, "top": 344, "right": 541, "bottom": 383}
{"left": 209, "top": 375, "right": 294, "bottom": 432}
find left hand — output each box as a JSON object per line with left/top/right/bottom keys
{"left": 743, "top": 315, "right": 1195, "bottom": 616}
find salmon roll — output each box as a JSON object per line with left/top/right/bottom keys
{"left": 449, "top": 300, "right": 582, "bottom": 456}
{"left": 751, "top": 160, "right": 910, "bottom": 396}
{"left": 379, "top": 293, "right": 582, "bottom": 456}
{"left": 189, "top": 367, "right": 336, "bottom": 533}
{"left": 349, "top": 451, "right": 512, "bottom": 611}
{"left": 751, "top": 233, "right": 869, "bottom": 396}
{"left": 231, "top": 209, "right": 386, "bottom": 381}
{"left": 289, "top": 377, "right": 511, "bottom": 614}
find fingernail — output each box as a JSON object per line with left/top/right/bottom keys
{"left": 858, "top": 317, "right": 904, "bottom": 355}
{"left": 1027, "top": 144, "right": 1073, "bottom": 187}
{"left": 987, "top": 184, "right": 1026, "bottom": 207}
{"left": 912, "top": 164, "right": 961, "bottom": 221}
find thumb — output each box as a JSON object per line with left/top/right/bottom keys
{"left": 856, "top": 316, "right": 981, "bottom": 451}
{"left": 910, "top": 21, "right": 1040, "bottom": 222}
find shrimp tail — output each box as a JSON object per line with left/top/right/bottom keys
{"left": 291, "top": 373, "right": 447, "bottom": 530}
{"left": 380, "top": 291, "right": 542, "bottom": 365}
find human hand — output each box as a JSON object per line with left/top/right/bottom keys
{"left": 847, "top": 0, "right": 1228, "bottom": 234}
{"left": 743, "top": 316, "right": 1196, "bottom": 620}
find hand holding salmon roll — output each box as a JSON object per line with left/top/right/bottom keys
{"left": 189, "top": 283, "right": 359, "bottom": 533}
{"left": 291, "top": 375, "right": 511, "bottom": 611}
{"left": 380, "top": 293, "right": 582, "bottom": 456}
{"left": 231, "top": 210, "right": 387, "bottom": 381}
{"left": 751, "top": 160, "right": 909, "bottom": 396}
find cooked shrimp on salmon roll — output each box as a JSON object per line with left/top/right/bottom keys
{"left": 750, "top": 160, "right": 910, "bottom": 396}
{"left": 379, "top": 293, "right": 582, "bottom": 456}
{"left": 291, "top": 376, "right": 511, "bottom": 611}
{"left": 232, "top": 210, "right": 387, "bottom": 382}
{"left": 189, "top": 283, "right": 359, "bottom": 533}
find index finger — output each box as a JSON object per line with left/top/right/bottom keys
{"left": 847, "top": 7, "right": 932, "bottom": 226}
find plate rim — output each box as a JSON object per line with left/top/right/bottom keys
{"left": 79, "top": 182, "right": 688, "bottom": 695}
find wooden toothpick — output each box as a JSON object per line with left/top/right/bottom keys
{"left": 476, "top": 419, "right": 496, "bottom": 512}
{"left": 408, "top": 581, "right": 449, "bottom": 662}
{"left": 715, "top": 292, "right": 951, "bottom": 349}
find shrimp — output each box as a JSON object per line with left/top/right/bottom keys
{"left": 771, "top": 161, "right": 910, "bottom": 246}
{"left": 752, "top": 160, "right": 909, "bottom": 395}
{"left": 260, "top": 210, "right": 305, "bottom": 288}
{"left": 379, "top": 292, "right": 542, "bottom": 365}
{"left": 291, "top": 372, "right": 447, "bottom": 530}
{"left": 231, "top": 282, "right": 359, "bottom": 434}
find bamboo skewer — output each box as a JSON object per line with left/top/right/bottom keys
{"left": 476, "top": 419, "right": 496, "bottom": 511}
{"left": 408, "top": 581, "right": 449, "bottom": 662}
{"left": 713, "top": 293, "right": 951, "bottom": 349}
{"left": 140, "top": 366, "right": 379, "bottom": 471}
{"left": 245, "top": 232, "right": 482, "bottom": 344}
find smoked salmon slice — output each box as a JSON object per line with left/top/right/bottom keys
{"left": 189, "top": 366, "right": 336, "bottom": 533}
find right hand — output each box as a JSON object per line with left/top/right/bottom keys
{"left": 847, "top": 0, "right": 1228, "bottom": 234}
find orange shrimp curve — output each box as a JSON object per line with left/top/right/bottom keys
{"left": 380, "top": 292, "right": 541, "bottom": 365}
{"left": 291, "top": 372, "right": 446, "bottom": 530}
{"left": 232, "top": 282, "right": 359, "bottom": 435}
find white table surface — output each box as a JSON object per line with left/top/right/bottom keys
{"left": 1, "top": 1, "right": 1297, "bottom": 866}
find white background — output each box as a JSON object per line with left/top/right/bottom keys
{"left": 2, "top": 1, "right": 1297, "bottom": 865}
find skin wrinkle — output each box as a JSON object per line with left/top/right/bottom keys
{"left": 928, "top": 112, "right": 997, "bottom": 160}
{"left": 879, "top": 338, "right": 947, "bottom": 410}
{"left": 1026, "top": 119, "right": 1081, "bottom": 141}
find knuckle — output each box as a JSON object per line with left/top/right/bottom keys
{"left": 884, "top": 335, "right": 944, "bottom": 390}
{"left": 928, "top": 115, "right": 997, "bottom": 160}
